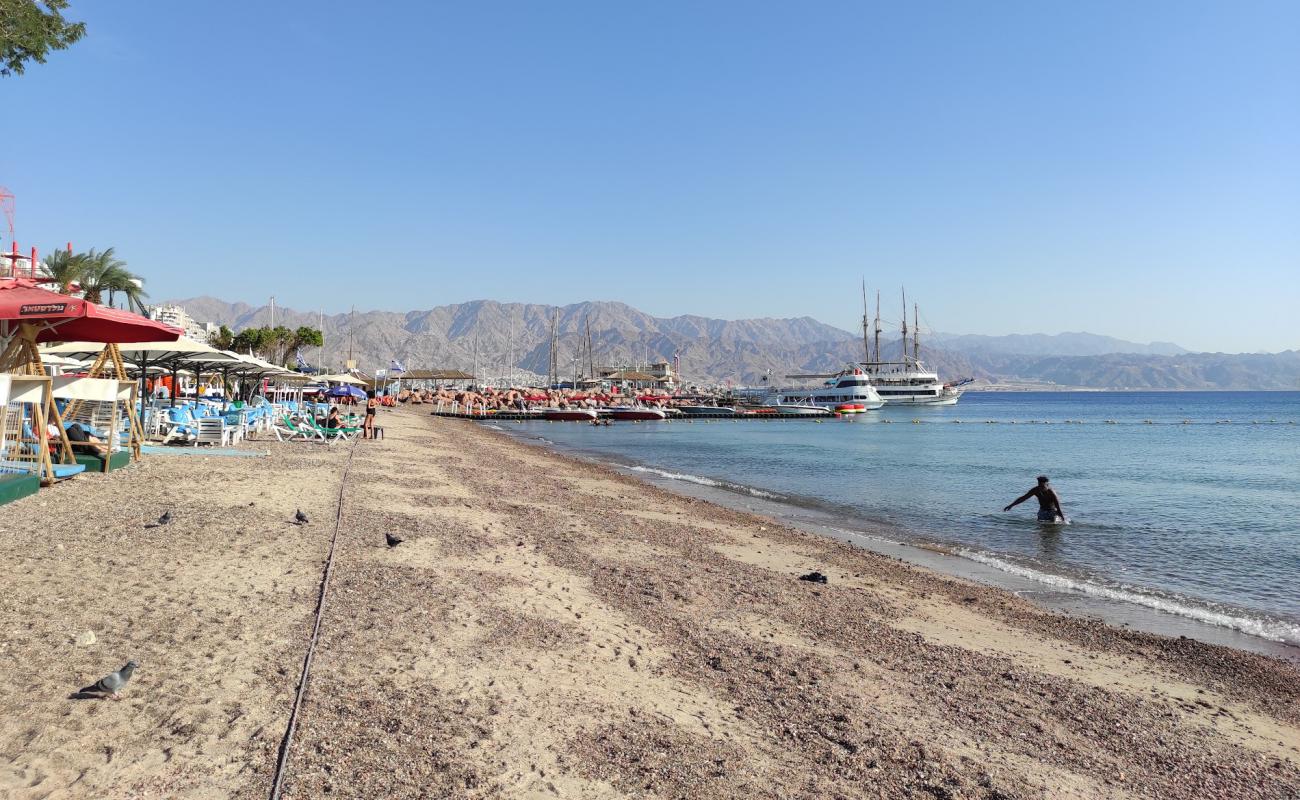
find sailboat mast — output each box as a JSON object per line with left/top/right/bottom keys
{"left": 549, "top": 308, "right": 559, "bottom": 387}
{"left": 874, "top": 291, "right": 881, "bottom": 364}
{"left": 585, "top": 317, "right": 594, "bottom": 380}
{"left": 507, "top": 309, "right": 514, "bottom": 387}
{"left": 913, "top": 302, "right": 920, "bottom": 362}
{"left": 860, "top": 280, "right": 870, "bottom": 362}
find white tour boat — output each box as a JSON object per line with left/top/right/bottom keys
{"left": 769, "top": 366, "right": 885, "bottom": 411}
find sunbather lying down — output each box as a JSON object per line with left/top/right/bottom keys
{"left": 63, "top": 421, "right": 107, "bottom": 454}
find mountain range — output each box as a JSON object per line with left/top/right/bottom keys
{"left": 169, "top": 297, "right": 1300, "bottom": 390}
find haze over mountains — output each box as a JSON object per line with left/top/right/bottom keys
{"left": 172, "top": 297, "right": 1300, "bottom": 390}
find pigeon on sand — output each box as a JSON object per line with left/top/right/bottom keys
{"left": 77, "top": 661, "right": 138, "bottom": 700}
{"left": 144, "top": 510, "right": 172, "bottom": 529}
{"left": 385, "top": 532, "right": 403, "bottom": 548}
{"left": 294, "top": 509, "right": 309, "bottom": 525}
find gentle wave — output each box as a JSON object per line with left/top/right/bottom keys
{"left": 957, "top": 549, "right": 1300, "bottom": 647}
{"left": 627, "top": 466, "right": 782, "bottom": 500}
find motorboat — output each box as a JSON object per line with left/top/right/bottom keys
{"left": 542, "top": 407, "right": 598, "bottom": 421}
{"left": 761, "top": 402, "right": 832, "bottom": 417}
{"left": 606, "top": 406, "right": 668, "bottom": 421}
{"left": 677, "top": 405, "right": 738, "bottom": 417}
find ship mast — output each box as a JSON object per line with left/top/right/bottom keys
{"left": 913, "top": 302, "right": 920, "bottom": 362}
{"left": 900, "top": 288, "right": 908, "bottom": 364}
{"left": 860, "top": 280, "right": 871, "bottom": 362}
{"left": 874, "top": 290, "right": 881, "bottom": 364}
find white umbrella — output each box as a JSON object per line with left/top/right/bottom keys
{"left": 316, "top": 372, "right": 368, "bottom": 386}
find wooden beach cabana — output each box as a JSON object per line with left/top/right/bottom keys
{"left": 1, "top": 278, "right": 182, "bottom": 474}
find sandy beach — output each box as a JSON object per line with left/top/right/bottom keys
{"left": 1, "top": 407, "right": 1298, "bottom": 799}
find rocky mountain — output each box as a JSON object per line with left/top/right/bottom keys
{"left": 929, "top": 331, "right": 1187, "bottom": 357}
{"left": 169, "top": 297, "right": 1299, "bottom": 390}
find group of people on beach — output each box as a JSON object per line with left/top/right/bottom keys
{"left": 322, "top": 390, "right": 381, "bottom": 438}
{"left": 398, "top": 385, "right": 673, "bottom": 412}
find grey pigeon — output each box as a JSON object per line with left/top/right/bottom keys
{"left": 294, "top": 509, "right": 308, "bottom": 525}
{"left": 77, "top": 660, "right": 138, "bottom": 700}
{"left": 157, "top": 510, "right": 172, "bottom": 525}
{"left": 798, "top": 571, "right": 828, "bottom": 585}
{"left": 385, "top": 532, "right": 403, "bottom": 548}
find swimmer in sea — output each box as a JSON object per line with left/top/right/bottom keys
{"left": 1004, "top": 475, "right": 1066, "bottom": 523}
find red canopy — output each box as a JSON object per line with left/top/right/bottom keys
{"left": 0, "top": 279, "right": 182, "bottom": 343}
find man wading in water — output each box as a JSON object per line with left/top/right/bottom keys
{"left": 1004, "top": 475, "right": 1067, "bottom": 523}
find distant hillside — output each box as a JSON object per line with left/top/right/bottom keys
{"left": 930, "top": 331, "right": 1187, "bottom": 357}
{"left": 169, "top": 297, "right": 1299, "bottom": 390}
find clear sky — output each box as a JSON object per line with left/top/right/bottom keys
{"left": 3, "top": 1, "right": 1297, "bottom": 352}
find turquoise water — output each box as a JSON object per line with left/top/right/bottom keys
{"left": 499, "top": 392, "right": 1300, "bottom": 648}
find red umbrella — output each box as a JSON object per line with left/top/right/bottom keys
{"left": 0, "top": 278, "right": 182, "bottom": 343}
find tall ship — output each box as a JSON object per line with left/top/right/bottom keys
{"left": 858, "top": 285, "right": 968, "bottom": 406}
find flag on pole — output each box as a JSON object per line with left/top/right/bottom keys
{"left": 389, "top": 359, "right": 405, "bottom": 374}
{"left": 294, "top": 349, "right": 309, "bottom": 370}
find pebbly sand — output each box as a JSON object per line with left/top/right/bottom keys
{"left": 0, "top": 408, "right": 1297, "bottom": 799}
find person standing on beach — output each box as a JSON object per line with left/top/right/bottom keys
{"left": 363, "top": 390, "right": 378, "bottom": 439}
{"left": 1004, "top": 475, "right": 1066, "bottom": 522}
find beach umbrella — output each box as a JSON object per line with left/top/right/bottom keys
{"left": 316, "top": 372, "right": 368, "bottom": 386}
{"left": 326, "top": 384, "right": 366, "bottom": 399}
{"left": 44, "top": 338, "right": 239, "bottom": 407}
{"left": 0, "top": 278, "right": 182, "bottom": 373}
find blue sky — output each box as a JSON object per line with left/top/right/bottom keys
{"left": 3, "top": 1, "right": 1297, "bottom": 352}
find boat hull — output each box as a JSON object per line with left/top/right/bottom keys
{"left": 607, "top": 408, "right": 667, "bottom": 421}
{"left": 542, "top": 408, "right": 598, "bottom": 421}
{"left": 678, "top": 406, "right": 738, "bottom": 417}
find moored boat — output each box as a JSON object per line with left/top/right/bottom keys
{"left": 678, "top": 405, "right": 738, "bottom": 417}
{"left": 762, "top": 402, "right": 832, "bottom": 417}
{"left": 606, "top": 406, "right": 668, "bottom": 421}
{"left": 542, "top": 407, "right": 598, "bottom": 421}
{"left": 859, "top": 285, "right": 967, "bottom": 406}
{"left": 769, "top": 366, "right": 884, "bottom": 411}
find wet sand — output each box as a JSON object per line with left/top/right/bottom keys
{"left": 1, "top": 408, "right": 1298, "bottom": 798}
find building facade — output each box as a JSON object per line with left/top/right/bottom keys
{"left": 148, "top": 304, "right": 218, "bottom": 343}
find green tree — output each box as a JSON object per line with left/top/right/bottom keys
{"left": 208, "top": 325, "right": 235, "bottom": 351}
{"left": 294, "top": 326, "right": 324, "bottom": 350}
{"left": 231, "top": 327, "right": 269, "bottom": 356}
{"left": 1, "top": 0, "right": 87, "bottom": 77}
{"left": 38, "top": 247, "right": 85, "bottom": 293}
{"left": 225, "top": 325, "right": 323, "bottom": 365}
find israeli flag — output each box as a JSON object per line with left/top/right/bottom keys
{"left": 389, "top": 359, "right": 406, "bottom": 374}
{"left": 294, "top": 349, "right": 309, "bottom": 370}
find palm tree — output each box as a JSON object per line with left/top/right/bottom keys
{"left": 79, "top": 247, "right": 148, "bottom": 312}
{"left": 38, "top": 248, "right": 86, "bottom": 294}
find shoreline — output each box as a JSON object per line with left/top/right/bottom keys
{"left": 491, "top": 420, "right": 1300, "bottom": 663}
{"left": 2, "top": 407, "right": 1298, "bottom": 798}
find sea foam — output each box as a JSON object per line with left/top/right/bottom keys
{"left": 957, "top": 549, "right": 1300, "bottom": 647}
{"left": 627, "top": 466, "right": 781, "bottom": 500}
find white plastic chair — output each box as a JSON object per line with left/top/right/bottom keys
{"left": 196, "top": 417, "right": 232, "bottom": 447}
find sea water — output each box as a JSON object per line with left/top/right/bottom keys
{"left": 499, "top": 392, "right": 1300, "bottom": 652}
